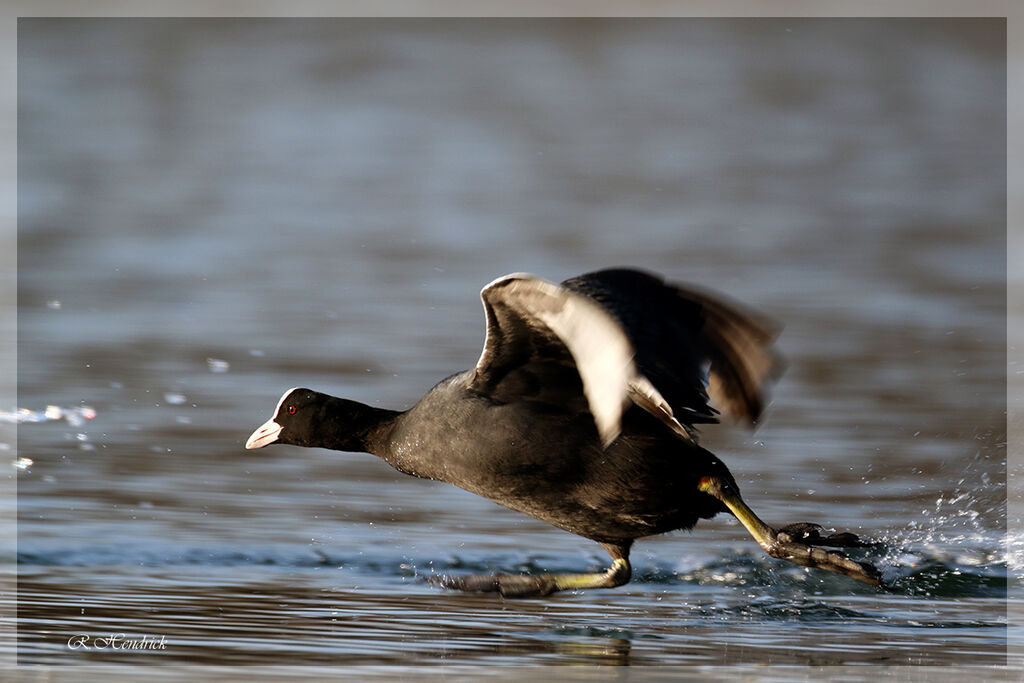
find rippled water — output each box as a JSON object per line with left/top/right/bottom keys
{"left": 16, "top": 18, "right": 1010, "bottom": 673}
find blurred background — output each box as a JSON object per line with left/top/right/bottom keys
{"left": 16, "top": 18, "right": 1008, "bottom": 668}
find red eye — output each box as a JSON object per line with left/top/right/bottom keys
{"left": 288, "top": 405, "right": 296, "bottom": 415}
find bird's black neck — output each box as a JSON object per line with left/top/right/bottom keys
{"left": 315, "top": 396, "right": 402, "bottom": 455}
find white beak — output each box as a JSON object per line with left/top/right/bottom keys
{"left": 245, "top": 418, "right": 283, "bottom": 449}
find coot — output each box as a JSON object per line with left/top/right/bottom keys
{"left": 247, "top": 268, "right": 882, "bottom": 596}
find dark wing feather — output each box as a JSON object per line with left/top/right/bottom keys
{"left": 470, "top": 278, "right": 586, "bottom": 414}
{"left": 561, "top": 268, "right": 782, "bottom": 425}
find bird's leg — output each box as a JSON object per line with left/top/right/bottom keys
{"left": 429, "top": 542, "right": 632, "bottom": 598}
{"left": 698, "top": 476, "right": 883, "bottom": 587}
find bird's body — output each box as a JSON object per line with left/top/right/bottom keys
{"left": 247, "top": 268, "right": 883, "bottom": 595}
{"left": 383, "top": 374, "right": 730, "bottom": 543}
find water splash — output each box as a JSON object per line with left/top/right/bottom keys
{"left": 871, "top": 485, "right": 1008, "bottom": 597}
{"left": 0, "top": 404, "right": 96, "bottom": 427}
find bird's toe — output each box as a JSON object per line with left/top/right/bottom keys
{"left": 767, "top": 537, "right": 884, "bottom": 587}
{"left": 427, "top": 572, "right": 556, "bottom": 597}
{"left": 777, "top": 522, "right": 880, "bottom": 548}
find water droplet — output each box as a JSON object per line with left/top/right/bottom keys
{"left": 206, "top": 358, "right": 230, "bottom": 373}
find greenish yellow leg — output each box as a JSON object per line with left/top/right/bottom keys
{"left": 699, "top": 476, "right": 883, "bottom": 587}
{"left": 549, "top": 558, "right": 631, "bottom": 592}
{"left": 698, "top": 476, "right": 777, "bottom": 551}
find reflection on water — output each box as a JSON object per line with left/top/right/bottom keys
{"left": 15, "top": 560, "right": 1010, "bottom": 667}
{"left": 17, "top": 18, "right": 1007, "bottom": 669}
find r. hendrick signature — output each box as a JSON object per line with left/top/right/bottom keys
{"left": 67, "top": 633, "right": 167, "bottom": 651}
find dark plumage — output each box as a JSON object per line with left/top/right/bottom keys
{"left": 247, "top": 268, "right": 882, "bottom": 595}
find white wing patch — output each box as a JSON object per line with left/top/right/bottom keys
{"left": 477, "top": 274, "right": 680, "bottom": 448}
{"left": 530, "top": 284, "right": 632, "bottom": 447}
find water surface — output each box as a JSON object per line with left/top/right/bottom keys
{"left": 16, "top": 18, "right": 1009, "bottom": 672}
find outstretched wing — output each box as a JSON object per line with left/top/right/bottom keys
{"left": 561, "top": 268, "right": 783, "bottom": 424}
{"left": 470, "top": 273, "right": 688, "bottom": 447}
{"left": 469, "top": 269, "right": 782, "bottom": 449}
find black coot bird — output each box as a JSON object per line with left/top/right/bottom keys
{"left": 246, "top": 268, "right": 882, "bottom": 596}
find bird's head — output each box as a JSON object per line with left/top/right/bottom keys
{"left": 245, "top": 387, "right": 323, "bottom": 449}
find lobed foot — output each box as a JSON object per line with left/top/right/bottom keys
{"left": 698, "top": 476, "right": 885, "bottom": 587}
{"left": 428, "top": 572, "right": 557, "bottom": 597}
{"left": 767, "top": 525, "right": 883, "bottom": 586}
{"left": 777, "top": 522, "right": 880, "bottom": 548}
{"left": 428, "top": 555, "right": 632, "bottom": 598}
